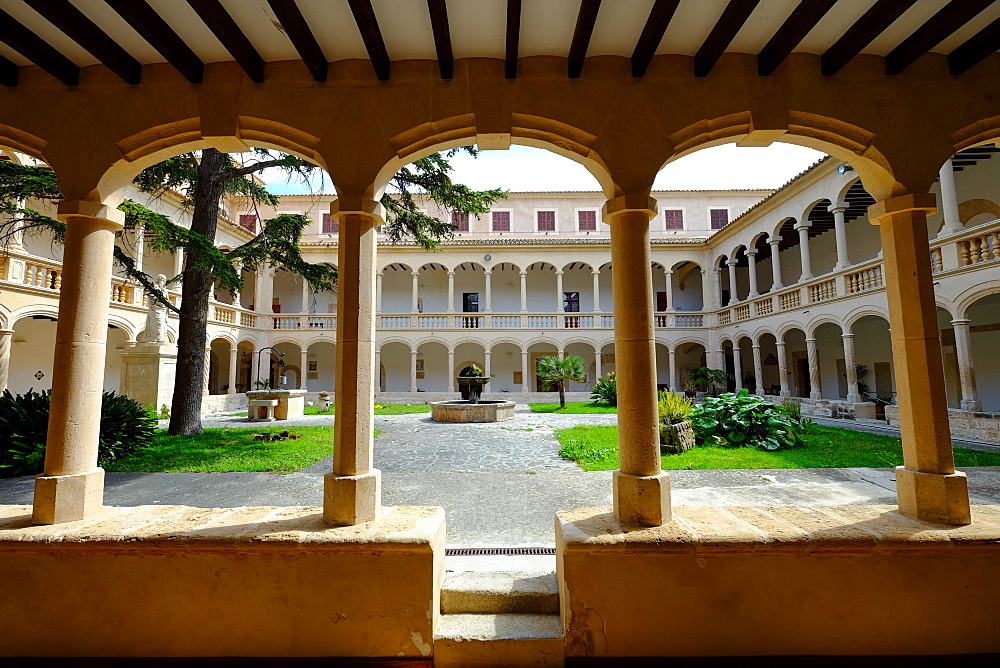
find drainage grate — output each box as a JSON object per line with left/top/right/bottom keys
{"left": 445, "top": 546, "right": 556, "bottom": 556}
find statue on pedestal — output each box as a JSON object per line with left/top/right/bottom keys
{"left": 138, "top": 274, "right": 169, "bottom": 344}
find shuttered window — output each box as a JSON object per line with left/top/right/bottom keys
{"left": 537, "top": 210, "right": 556, "bottom": 231}
{"left": 239, "top": 214, "right": 257, "bottom": 233}
{"left": 492, "top": 211, "right": 510, "bottom": 231}
{"left": 664, "top": 210, "right": 684, "bottom": 229}
{"left": 710, "top": 209, "right": 729, "bottom": 230}
{"left": 578, "top": 210, "right": 597, "bottom": 231}
{"left": 452, "top": 212, "right": 469, "bottom": 231}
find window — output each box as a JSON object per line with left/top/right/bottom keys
{"left": 239, "top": 214, "right": 257, "bottom": 233}
{"left": 321, "top": 213, "right": 338, "bottom": 234}
{"left": 563, "top": 292, "right": 580, "bottom": 312}
{"left": 710, "top": 208, "right": 729, "bottom": 230}
{"left": 463, "top": 293, "right": 479, "bottom": 313}
{"left": 537, "top": 210, "right": 556, "bottom": 231}
{"left": 452, "top": 212, "right": 469, "bottom": 231}
{"left": 578, "top": 210, "right": 597, "bottom": 231}
{"left": 492, "top": 211, "right": 510, "bottom": 232}
{"left": 664, "top": 209, "right": 684, "bottom": 230}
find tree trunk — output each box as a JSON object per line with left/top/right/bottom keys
{"left": 559, "top": 382, "right": 566, "bottom": 409}
{"left": 167, "top": 149, "right": 227, "bottom": 435}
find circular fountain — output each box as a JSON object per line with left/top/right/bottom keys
{"left": 430, "top": 374, "right": 516, "bottom": 422}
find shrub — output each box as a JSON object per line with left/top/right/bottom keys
{"left": 780, "top": 398, "right": 802, "bottom": 422}
{"left": 657, "top": 390, "right": 693, "bottom": 425}
{"left": 590, "top": 372, "right": 617, "bottom": 406}
{"left": 686, "top": 367, "right": 728, "bottom": 395}
{"left": 689, "top": 389, "right": 802, "bottom": 451}
{"left": 0, "top": 389, "right": 156, "bottom": 477}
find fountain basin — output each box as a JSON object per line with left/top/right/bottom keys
{"left": 430, "top": 399, "right": 516, "bottom": 423}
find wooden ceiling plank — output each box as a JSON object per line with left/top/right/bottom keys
{"left": 187, "top": 0, "right": 265, "bottom": 82}
{"left": 427, "top": 0, "right": 454, "bottom": 80}
{"left": 568, "top": 0, "right": 602, "bottom": 78}
{"left": 104, "top": 0, "right": 204, "bottom": 84}
{"left": 757, "top": 0, "right": 838, "bottom": 77}
{"left": 0, "top": 8, "right": 80, "bottom": 86}
{"left": 631, "top": 0, "right": 680, "bottom": 77}
{"left": 267, "top": 0, "right": 327, "bottom": 82}
{"left": 505, "top": 0, "right": 521, "bottom": 79}
{"left": 885, "top": 0, "right": 995, "bottom": 75}
{"left": 347, "top": 0, "right": 390, "bottom": 81}
{"left": 24, "top": 0, "right": 142, "bottom": 84}
{"left": 821, "top": 0, "right": 918, "bottom": 76}
{"left": 948, "top": 15, "right": 1000, "bottom": 74}
{"left": 0, "top": 52, "right": 18, "bottom": 87}
{"left": 694, "top": 0, "right": 760, "bottom": 77}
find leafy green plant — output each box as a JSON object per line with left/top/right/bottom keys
{"left": 686, "top": 367, "right": 728, "bottom": 395}
{"left": 536, "top": 356, "right": 586, "bottom": 409}
{"left": 590, "top": 372, "right": 617, "bottom": 406}
{"left": 689, "top": 389, "right": 802, "bottom": 451}
{"left": 658, "top": 390, "right": 694, "bottom": 425}
{"left": 460, "top": 364, "right": 484, "bottom": 377}
{"left": 0, "top": 389, "right": 156, "bottom": 477}
{"left": 780, "top": 398, "right": 802, "bottom": 422}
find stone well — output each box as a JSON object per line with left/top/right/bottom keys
{"left": 431, "top": 400, "right": 516, "bottom": 423}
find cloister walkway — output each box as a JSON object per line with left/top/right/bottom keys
{"left": 1, "top": 406, "right": 998, "bottom": 546}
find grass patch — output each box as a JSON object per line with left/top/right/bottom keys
{"left": 529, "top": 402, "right": 617, "bottom": 414}
{"left": 303, "top": 403, "right": 432, "bottom": 416}
{"left": 555, "top": 424, "right": 1000, "bottom": 471}
{"left": 104, "top": 425, "right": 347, "bottom": 473}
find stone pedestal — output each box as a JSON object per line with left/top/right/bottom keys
{"left": 245, "top": 389, "right": 307, "bottom": 420}
{"left": 119, "top": 343, "right": 177, "bottom": 411}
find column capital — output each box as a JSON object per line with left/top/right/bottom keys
{"left": 867, "top": 193, "right": 937, "bottom": 225}
{"left": 411, "top": 271, "right": 420, "bottom": 278}
{"left": 950, "top": 318, "right": 971, "bottom": 326}
{"left": 447, "top": 270, "right": 455, "bottom": 277}
{"left": 519, "top": 271, "right": 527, "bottom": 277}
{"left": 410, "top": 349, "right": 418, "bottom": 356}
{"left": 329, "top": 197, "right": 383, "bottom": 223}
{"left": 592, "top": 270, "right": 600, "bottom": 276}
{"left": 841, "top": 333, "right": 855, "bottom": 339}
{"left": 793, "top": 221, "right": 811, "bottom": 232}
{"left": 0, "top": 329, "right": 14, "bottom": 336}
{"left": 776, "top": 341, "right": 786, "bottom": 348}
{"left": 57, "top": 200, "right": 125, "bottom": 228}
{"left": 377, "top": 270, "right": 384, "bottom": 277}
{"left": 484, "top": 270, "right": 492, "bottom": 277}
{"left": 555, "top": 270, "right": 564, "bottom": 276}
{"left": 745, "top": 249, "right": 758, "bottom": 257}
{"left": 752, "top": 344, "right": 761, "bottom": 350}
{"left": 805, "top": 337, "right": 817, "bottom": 343}
{"left": 768, "top": 238, "right": 781, "bottom": 246}
{"left": 602, "top": 194, "right": 657, "bottom": 223}
{"left": 726, "top": 259, "right": 738, "bottom": 267}
{"left": 664, "top": 268, "right": 673, "bottom": 275}
{"left": 828, "top": 201, "right": 850, "bottom": 214}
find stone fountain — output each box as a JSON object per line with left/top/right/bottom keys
{"left": 431, "top": 371, "right": 515, "bottom": 423}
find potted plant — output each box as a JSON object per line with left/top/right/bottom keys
{"left": 317, "top": 390, "right": 332, "bottom": 412}
{"left": 686, "top": 367, "right": 727, "bottom": 397}
{"left": 658, "top": 390, "right": 696, "bottom": 454}
{"left": 683, "top": 381, "right": 697, "bottom": 398}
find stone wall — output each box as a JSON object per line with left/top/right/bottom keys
{"left": 886, "top": 405, "right": 1000, "bottom": 443}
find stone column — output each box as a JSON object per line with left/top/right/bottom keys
{"left": 752, "top": 344, "right": 764, "bottom": 395}
{"left": 592, "top": 270, "right": 601, "bottom": 312}
{"left": 595, "top": 346, "right": 603, "bottom": 376}
{"left": 300, "top": 348, "right": 309, "bottom": 391}
{"left": 301, "top": 277, "right": 310, "bottom": 314}
{"left": 776, "top": 340, "right": 790, "bottom": 397}
{"left": 725, "top": 259, "right": 737, "bottom": 305}
{"left": 324, "top": 202, "right": 381, "bottom": 526}
{"left": 746, "top": 250, "right": 759, "bottom": 298}
{"left": 375, "top": 271, "right": 383, "bottom": 313}
{"left": 446, "top": 271, "right": 455, "bottom": 313}
{"left": 0, "top": 329, "right": 12, "bottom": 392}
{"left": 701, "top": 269, "right": 710, "bottom": 310}
{"left": 227, "top": 346, "right": 238, "bottom": 394}
{"left": 769, "top": 239, "right": 783, "bottom": 289}
{"left": 519, "top": 271, "right": 528, "bottom": 312}
{"left": 374, "top": 349, "right": 382, "bottom": 392}
{"left": 842, "top": 333, "right": 861, "bottom": 403}
{"left": 33, "top": 204, "right": 123, "bottom": 524}
{"left": 521, "top": 350, "right": 530, "bottom": 393}
{"left": 870, "top": 194, "right": 970, "bottom": 524}
{"left": 410, "top": 271, "right": 420, "bottom": 313}
{"left": 202, "top": 346, "right": 211, "bottom": 396}
{"left": 732, "top": 344, "right": 743, "bottom": 392}
{"left": 951, "top": 319, "right": 981, "bottom": 411}
{"left": 606, "top": 197, "right": 669, "bottom": 526}
{"left": 664, "top": 269, "right": 674, "bottom": 311}
{"left": 795, "top": 222, "right": 813, "bottom": 281}
{"left": 937, "top": 159, "right": 962, "bottom": 237}
{"left": 484, "top": 349, "right": 492, "bottom": 391}
{"left": 806, "top": 337, "right": 821, "bottom": 399}
{"left": 173, "top": 248, "right": 184, "bottom": 279}
{"left": 829, "top": 202, "right": 851, "bottom": 270}
{"left": 555, "top": 270, "right": 564, "bottom": 311}
{"left": 410, "top": 349, "right": 418, "bottom": 392}
{"left": 447, "top": 349, "right": 456, "bottom": 393}
{"left": 484, "top": 270, "right": 493, "bottom": 313}
{"left": 710, "top": 268, "right": 721, "bottom": 310}
{"left": 668, "top": 348, "right": 677, "bottom": 392}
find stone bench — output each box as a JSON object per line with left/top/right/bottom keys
{"left": 248, "top": 398, "right": 279, "bottom": 421}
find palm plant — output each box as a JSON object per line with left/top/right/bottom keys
{"left": 536, "top": 356, "right": 586, "bottom": 409}
{"left": 686, "top": 367, "right": 728, "bottom": 396}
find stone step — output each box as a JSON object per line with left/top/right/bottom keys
{"left": 441, "top": 570, "right": 559, "bottom": 614}
{"left": 434, "top": 613, "right": 564, "bottom": 667}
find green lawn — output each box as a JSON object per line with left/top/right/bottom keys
{"left": 555, "top": 424, "right": 1000, "bottom": 471}
{"left": 104, "top": 425, "right": 355, "bottom": 473}
{"left": 220, "top": 403, "right": 432, "bottom": 418}
{"left": 529, "top": 401, "right": 617, "bottom": 414}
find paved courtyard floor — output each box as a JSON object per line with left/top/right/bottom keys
{"left": 1, "top": 406, "right": 999, "bottom": 547}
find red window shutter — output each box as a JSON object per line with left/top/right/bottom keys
{"left": 322, "top": 213, "right": 339, "bottom": 234}
{"left": 537, "top": 210, "right": 555, "bottom": 231}
{"left": 492, "top": 211, "right": 510, "bottom": 232}
{"left": 239, "top": 214, "right": 257, "bottom": 233}
{"left": 578, "top": 210, "right": 597, "bottom": 231}
{"left": 452, "top": 212, "right": 469, "bottom": 231}
{"left": 710, "top": 209, "right": 729, "bottom": 229}
{"left": 664, "top": 210, "right": 683, "bottom": 229}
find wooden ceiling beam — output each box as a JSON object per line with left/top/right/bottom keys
{"left": 757, "top": 0, "right": 838, "bottom": 76}
{"left": 631, "top": 0, "right": 680, "bottom": 77}
{"left": 105, "top": 0, "right": 204, "bottom": 84}
{"left": 427, "top": 0, "right": 454, "bottom": 80}
{"left": 821, "top": 0, "right": 917, "bottom": 76}
{"left": 267, "top": 0, "right": 327, "bottom": 82}
{"left": 347, "top": 0, "right": 390, "bottom": 81}
{"left": 505, "top": 0, "right": 521, "bottom": 79}
{"left": 694, "top": 0, "right": 760, "bottom": 77}
{"left": 187, "top": 0, "right": 265, "bottom": 82}
{"left": 949, "top": 15, "right": 1000, "bottom": 74}
{"left": 0, "top": 52, "right": 18, "bottom": 87}
{"left": 24, "top": 0, "right": 142, "bottom": 84}
{"left": 0, "top": 8, "right": 79, "bottom": 86}
{"left": 568, "top": 0, "right": 602, "bottom": 78}
{"left": 885, "top": 0, "right": 995, "bottom": 75}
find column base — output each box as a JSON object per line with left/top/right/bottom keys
{"left": 613, "top": 470, "right": 671, "bottom": 526}
{"left": 895, "top": 467, "right": 971, "bottom": 525}
{"left": 32, "top": 468, "right": 105, "bottom": 525}
{"left": 810, "top": 391, "right": 822, "bottom": 400}
{"left": 323, "top": 470, "right": 381, "bottom": 526}
{"left": 961, "top": 399, "right": 982, "bottom": 412}
{"left": 780, "top": 390, "right": 791, "bottom": 398}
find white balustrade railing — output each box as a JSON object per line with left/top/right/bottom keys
{"left": 808, "top": 279, "right": 837, "bottom": 303}
{"left": 674, "top": 314, "right": 703, "bottom": 328}
{"left": 418, "top": 315, "right": 447, "bottom": 329}
{"left": 527, "top": 315, "right": 558, "bottom": 328}
{"left": 778, "top": 290, "right": 800, "bottom": 311}
{"left": 734, "top": 304, "right": 751, "bottom": 321}
{"left": 958, "top": 228, "right": 1000, "bottom": 266}
{"left": 754, "top": 297, "right": 773, "bottom": 316}
{"left": 718, "top": 310, "right": 732, "bottom": 325}
{"left": 23, "top": 260, "right": 62, "bottom": 291}
{"left": 240, "top": 312, "right": 257, "bottom": 328}
{"left": 308, "top": 316, "right": 336, "bottom": 329}
{"left": 272, "top": 316, "right": 302, "bottom": 329}
{"left": 600, "top": 315, "right": 615, "bottom": 328}
{"left": 460, "top": 315, "right": 484, "bottom": 329}
{"left": 213, "top": 306, "right": 235, "bottom": 324}
{"left": 563, "top": 315, "right": 594, "bottom": 329}
{"left": 493, "top": 315, "right": 521, "bottom": 328}
{"left": 381, "top": 316, "right": 411, "bottom": 330}
{"left": 847, "top": 266, "right": 883, "bottom": 293}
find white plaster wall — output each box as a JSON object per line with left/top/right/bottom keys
{"left": 306, "top": 341, "right": 337, "bottom": 392}
{"left": 488, "top": 343, "right": 522, "bottom": 393}
{"left": 272, "top": 269, "right": 304, "bottom": 313}
{"left": 525, "top": 268, "right": 559, "bottom": 312}
{"left": 9, "top": 317, "right": 56, "bottom": 392}
{"left": 417, "top": 342, "right": 449, "bottom": 392}
{"left": 381, "top": 267, "right": 413, "bottom": 313}
{"left": 490, "top": 264, "right": 522, "bottom": 312}
{"left": 814, "top": 323, "right": 845, "bottom": 399}
{"left": 380, "top": 343, "right": 411, "bottom": 392}
{"left": 418, "top": 267, "right": 449, "bottom": 312}
{"left": 968, "top": 295, "right": 1000, "bottom": 411}
{"left": 851, "top": 317, "right": 895, "bottom": 398}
